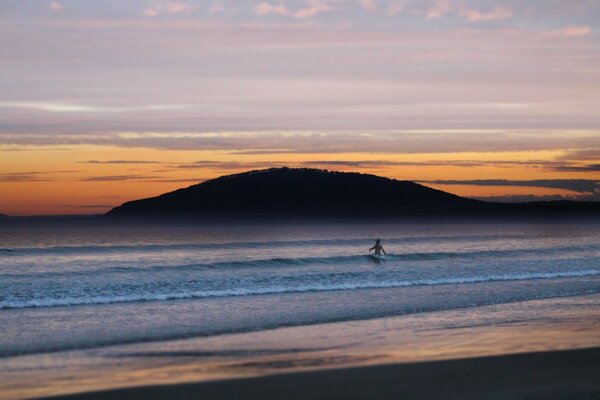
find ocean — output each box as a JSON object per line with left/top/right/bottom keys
{"left": 1, "top": 220, "right": 599, "bottom": 361}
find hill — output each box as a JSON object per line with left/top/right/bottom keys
{"left": 106, "top": 168, "right": 600, "bottom": 220}
{"left": 106, "top": 168, "right": 485, "bottom": 218}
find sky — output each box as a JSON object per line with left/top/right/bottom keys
{"left": 0, "top": 0, "right": 599, "bottom": 215}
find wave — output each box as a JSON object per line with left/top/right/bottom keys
{"left": 2, "top": 269, "right": 598, "bottom": 310}
{"left": 0, "top": 234, "right": 536, "bottom": 256}
{"left": 116, "top": 244, "right": 599, "bottom": 272}
{"left": 3, "top": 243, "right": 597, "bottom": 279}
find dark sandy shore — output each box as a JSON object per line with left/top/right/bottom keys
{"left": 39, "top": 347, "right": 600, "bottom": 400}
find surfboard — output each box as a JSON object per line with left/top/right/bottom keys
{"left": 369, "top": 253, "right": 386, "bottom": 260}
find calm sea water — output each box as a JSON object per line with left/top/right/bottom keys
{"left": 1, "top": 220, "right": 599, "bottom": 357}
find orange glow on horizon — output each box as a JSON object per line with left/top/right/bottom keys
{"left": 1, "top": 145, "right": 598, "bottom": 215}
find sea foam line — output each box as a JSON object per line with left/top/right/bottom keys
{"left": 1, "top": 269, "right": 598, "bottom": 310}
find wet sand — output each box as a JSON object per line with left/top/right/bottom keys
{"left": 40, "top": 347, "right": 600, "bottom": 400}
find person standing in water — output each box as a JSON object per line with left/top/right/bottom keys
{"left": 369, "top": 238, "right": 387, "bottom": 257}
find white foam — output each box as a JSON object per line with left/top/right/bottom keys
{"left": 2, "top": 269, "right": 598, "bottom": 310}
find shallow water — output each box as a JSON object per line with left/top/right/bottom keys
{"left": 1, "top": 220, "right": 599, "bottom": 357}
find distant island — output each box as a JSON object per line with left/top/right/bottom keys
{"left": 106, "top": 168, "right": 600, "bottom": 219}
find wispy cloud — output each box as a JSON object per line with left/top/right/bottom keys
{"left": 559, "top": 148, "right": 600, "bottom": 161}
{"left": 143, "top": 1, "right": 197, "bottom": 17}
{"left": 553, "top": 163, "right": 600, "bottom": 172}
{"left": 254, "top": 2, "right": 289, "bottom": 16}
{"left": 0, "top": 172, "right": 49, "bottom": 182}
{"left": 472, "top": 194, "right": 578, "bottom": 203}
{"left": 360, "top": 0, "right": 378, "bottom": 12}
{"left": 171, "top": 160, "right": 285, "bottom": 170}
{"left": 423, "top": 179, "right": 600, "bottom": 194}
{"left": 1, "top": 130, "right": 598, "bottom": 155}
{"left": 165, "top": 158, "right": 598, "bottom": 173}
{"left": 80, "top": 175, "right": 162, "bottom": 181}
{"left": 425, "top": 0, "right": 451, "bottom": 19}
{"left": 253, "top": 0, "right": 333, "bottom": 19}
{"left": 149, "top": 178, "right": 206, "bottom": 183}
{"left": 0, "top": 170, "right": 77, "bottom": 182}
{"left": 547, "top": 25, "right": 592, "bottom": 38}
{"left": 61, "top": 204, "right": 115, "bottom": 209}
{"left": 459, "top": 6, "right": 512, "bottom": 22}
{"left": 294, "top": 0, "right": 333, "bottom": 19}
{"left": 0, "top": 102, "right": 188, "bottom": 114}
{"left": 302, "top": 160, "right": 482, "bottom": 167}
{"left": 302, "top": 160, "right": 600, "bottom": 172}
{"left": 386, "top": 0, "right": 406, "bottom": 16}
{"left": 78, "top": 160, "right": 161, "bottom": 164}
{"left": 47, "top": 1, "right": 64, "bottom": 11}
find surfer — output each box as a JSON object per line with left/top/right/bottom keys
{"left": 369, "top": 238, "right": 387, "bottom": 257}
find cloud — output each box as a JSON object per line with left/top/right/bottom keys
{"left": 423, "top": 2, "right": 512, "bottom": 22}
{"left": 553, "top": 164, "right": 600, "bottom": 172}
{"left": 459, "top": 6, "right": 512, "bottom": 22}
{"left": 0, "top": 102, "right": 102, "bottom": 113}
{"left": 169, "top": 159, "right": 454, "bottom": 171}
{"left": 47, "top": 1, "right": 64, "bottom": 11}
{"left": 78, "top": 160, "right": 161, "bottom": 164}
{"left": 0, "top": 102, "right": 188, "bottom": 114}
{"left": 0, "top": 170, "right": 76, "bottom": 182}
{"left": 558, "top": 148, "right": 600, "bottom": 161}
{"left": 0, "top": 147, "right": 70, "bottom": 152}
{"left": 294, "top": 0, "right": 333, "bottom": 19}
{"left": 301, "top": 160, "right": 600, "bottom": 172}
{"left": 254, "top": 2, "right": 289, "bottom": 16}
{"left": 61, "top": 204, "right": 115, "bottom": 208}
{"left": 253, "top": 0, "right": 333, "bottom": 18}
{"left": 360, "top": 0, "right": 378, "bottom": 12}
{"left": 80, "top": 175, "right": 162, "bottom": 181}
{"left": 1, "top": 130, "right": 599, "bottom": 155}
{"left": 425, "top": 0, "right": 451, "bottom": 19}
{"left": 143, "top": 1, "right": 197, "bottom": 17}
{"left": 168, "top": 159, "right": 559, "bottom": 171}
{"left": 386, "top": 0, "right": 406, "bottom": 16}
{"left": 150, "top": 178, "right": 206, "bottom": 183}
{"left": 422, "top": 179, "right": 600, "bottom": 194}
{"left": 548, "top": 25, "right": 592, "bottom": 38}
{"left": 0, "top": 172, "right": 49, "bottom": 182}
{"left": 302, "top": 160, "right": 482, "bottom": 167}
{"left": 472, "top": 195, "right": 578, "bottom": 203}
{"left": 172, "top": 160, "right": 285, "bottom": 170}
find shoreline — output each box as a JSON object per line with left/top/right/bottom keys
{"left": 3, "top": 288, "right": 598, "bottom": 359}
{"left": 3, "top": 293, "right": 600, "bottom": 400}
{"left": 38, "top": 347, "right": 600, "bottom": 400}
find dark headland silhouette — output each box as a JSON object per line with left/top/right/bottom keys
{"left": 106, "top": 168, "right": 599, "bottom": 220}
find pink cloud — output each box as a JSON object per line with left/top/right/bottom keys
{"left": 47, "top": 1, "right": 64, "bottom": 11}
{"left": 554, "top": 25, "right": 592, "bottom": 37}
{"left": 386, "top": 1, "right": 406, "bottom": 16}
{"left": 254, "top": 2, "right": 289, "bottom": 16}
{"left": 360, "top": 0, "right": 378, "bottom": 12}
{"left": 143, "top": 1, "right": 197, "bottom": 17}
{"left": 459, "top": 6, "right": 512, "bottom": 22}
{"left": 294, "top": 0, "right": 333, "bottom": 19}
{"left": 425, "top": 0, "right": 451, "bottom": 20}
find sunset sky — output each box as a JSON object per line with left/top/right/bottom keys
{"left": 1, "top": 0, "right": 599, "bottom": 215}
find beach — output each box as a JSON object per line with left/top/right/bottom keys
{"left": 40, "top": 348, "right": 600, "bottom": 400}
